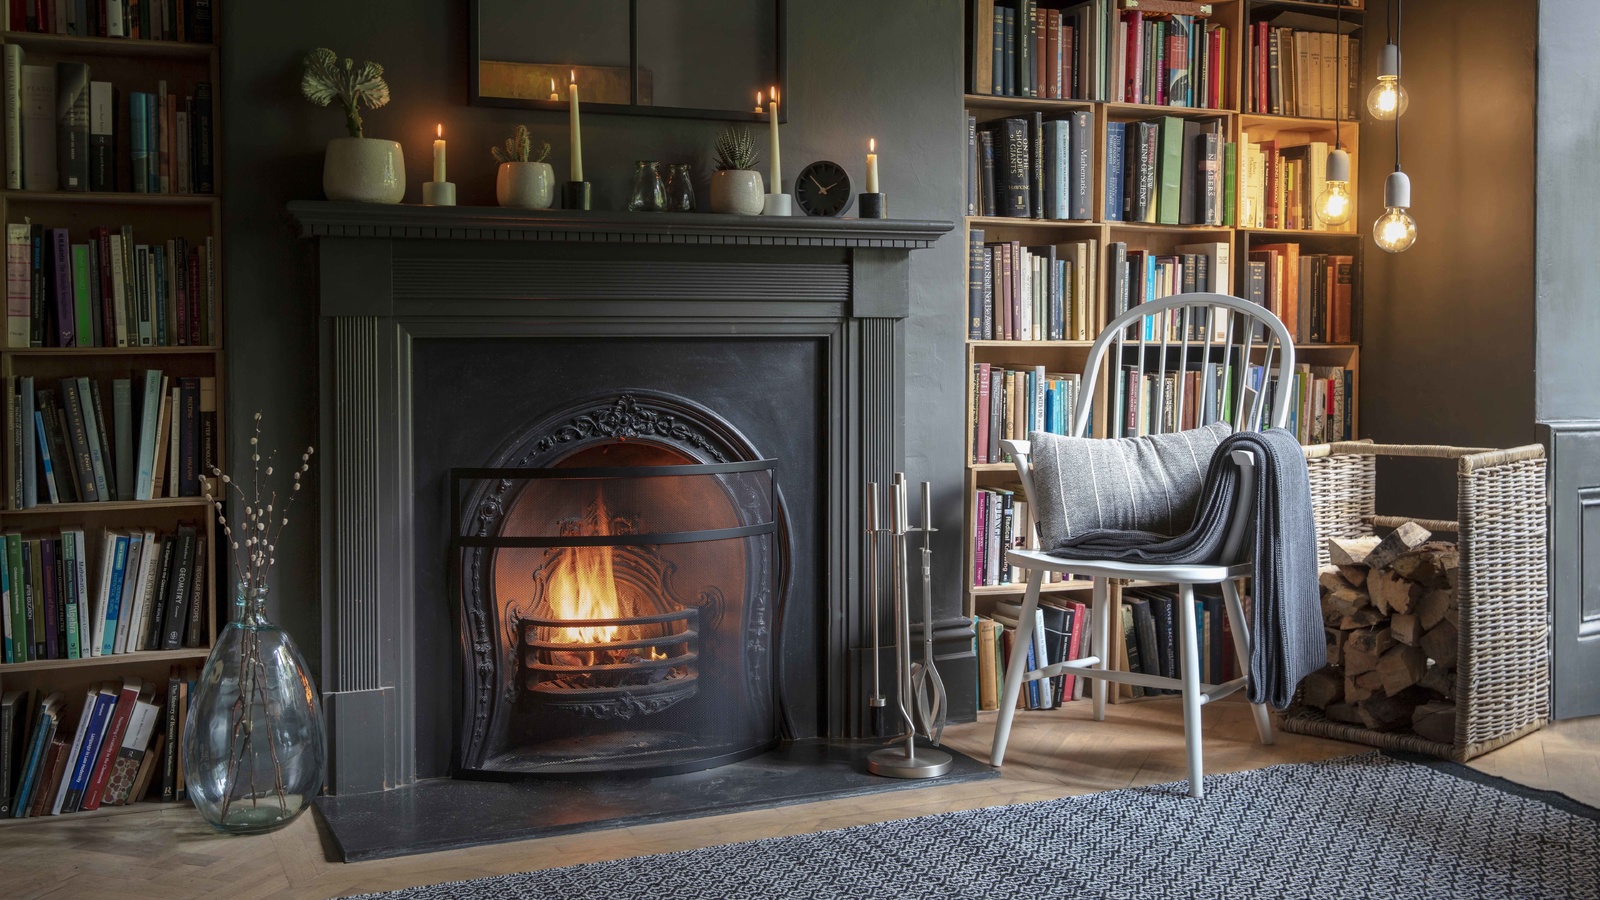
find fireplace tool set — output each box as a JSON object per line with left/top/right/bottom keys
{"left": 864, "top": 474, "right": 953, "bottom": 779}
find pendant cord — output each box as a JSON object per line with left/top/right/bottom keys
{"left": 1393, "top": 0, "right": 1402, "bottom": 172}
{"left": 1333, "top": 1, "right": 1342, "bottom": 149}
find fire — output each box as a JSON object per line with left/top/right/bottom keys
{"left": 545, "top": 492, "right": 623, "bottom": 645}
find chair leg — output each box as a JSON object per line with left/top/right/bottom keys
{"left": 991, "top": 567, "right": 1044, "bottom": 767}
{"left": 1090, "top": 577, "right": 1110, "bottom": 722}
{"left": 1222, "top": 577, "right": 1275, "bottom": 746}
{"left": 1177, "top": 582, "right": 1204, "bottom": 799}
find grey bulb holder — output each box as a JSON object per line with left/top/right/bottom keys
{"left": 1378, "top": 43, "right": 1401, "bottom": 78}
{"left": 1384, "top": 171, "right": 1411, "bottom": 209}
{"left": 1326, "top": 148, "right": 1351, "bottom": 184}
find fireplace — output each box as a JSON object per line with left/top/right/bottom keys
{"left": 451, "top": 396, "right": 783, "bottom": 777}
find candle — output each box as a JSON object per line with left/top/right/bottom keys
{"left": 866, "top": 138, "right": 879, "bottom": 193}
{"left": 549, "top": 77, "right": 559, "bottom": 102}
{"left": 768, "top": 85, "right": 781, "bottom": 192}
{"left": 569, "top": 69, "right": 583, "bottom": 182}
{"left": 755, "top": 90, "right": 763, "bottom": 115}
{"left": 433, "top": 124, "right": 446, "bottom": 183}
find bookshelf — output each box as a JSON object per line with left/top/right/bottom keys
{"left": 0, "top": 4, "right": 223, "bottom": 818}
{"left": 961, "top": 0, "right": 1365, "bottom": 637}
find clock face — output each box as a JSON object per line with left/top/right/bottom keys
{"left": 794, "top": 161, "right": 854, "bottom": 217}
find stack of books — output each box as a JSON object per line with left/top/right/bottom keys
{"left": 970, "top": 363, "right": 1083, "bottom": 465}
{"left": 3, "top": 0, "right": 214, "bottom": 41}
{"left": 1238, "top": 136, "right": 1351, "bottom": 233}
{"left": 975, "top": 599, "right": 1091, "bottom": 711}
{"left": 1105, "top": 116, "right": 1234, "bottom": 226}
{"left": 1246, "top": 17, "right": 1360, "bottom": 119}
{"left": 967, "top": 230, "right": 1099, "bottom": 341}
{"left": 968, "top": 112, "right": 1095, "bottom": 221}
{"left": 1246, "top": 244, "right": 1355, "bottom": 343}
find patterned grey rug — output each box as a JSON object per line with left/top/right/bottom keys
{"left": 347, "top": 752, "right": 1600, "bottom": 900}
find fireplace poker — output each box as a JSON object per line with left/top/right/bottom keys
{"left": 910, "top": 481, "right": 948, "bottom": 746}
{"left": 865, "top": 482, "right": 886, "bottom": 720}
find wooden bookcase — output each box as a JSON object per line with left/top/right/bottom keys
{"left": 962, "top": 0, "right": 1365, "bottom": 639}
{"left": 0, "top": 11, "right": 224, "bottom": 820}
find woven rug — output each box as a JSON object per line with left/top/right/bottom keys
{"left": 347, "top": 752, "right": 1600, "bottom": 900}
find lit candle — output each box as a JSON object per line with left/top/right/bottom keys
{"left": 768, "top": 85, "right": 781, "bottom": 192}
{"left": 433, "top": 124, "right": 446, "bottom": 183}
{"left": 569, "top": 69, "right": 583, "bottom": 182}
{"left": 548, "top": 77, "right": 559, "bottom": 102}
{"left": 754, "top": 90, "right": 763, "bottom": 115}
{"left": 866, "top": 138, "right": 879, "bottom": 193}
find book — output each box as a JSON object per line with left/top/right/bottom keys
{"left": 104, "top": 686, "right": 159, "bottom": 806}
{"left": 81, "top": 676, "right": 140, "bottom": 810}
{"left": 88, "top": 80, "right": 113, "bottom": 191}
{"left": 54, "top": 61, "right": 88, "bottom": 191}
{"left": 130, "top": 91, "right": 150, "bottom": 192}
{"left": 160, "top": 527, "right": 194, "bottom": 649}
{"left": 20, "top": 64, "right": 54, "bottom": 191}
{"left": 3, "top": 44, "right": 20, "bottom": 190}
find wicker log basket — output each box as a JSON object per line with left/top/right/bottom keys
{"left": 1284, "top": 441, "right": 1549, "bottom": 761}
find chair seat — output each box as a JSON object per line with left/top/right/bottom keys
{"left": 1005, "top": 548, "right": 1250, "bottom": 584}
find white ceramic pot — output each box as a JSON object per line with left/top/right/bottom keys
{"left": 322, "top": 137, "right": 405, "bottom": 204}
{"left": 496, "top": 161, "right": 555, "bottom": 209}
{"left": 709, "top": 169, "right": 764, "bottom": 215}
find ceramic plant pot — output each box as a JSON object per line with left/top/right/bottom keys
{"left": 496, "top": 161, "right": 555, "bottom": 209}
{"left": 709, "top": 169, "right": 764, "bottom": 215}
{"left": 322, "top": 137, "right": 405, "bottom": 204}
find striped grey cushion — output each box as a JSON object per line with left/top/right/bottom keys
{"left": 1027, "top": 422, "right": 1231, "bottom": 549}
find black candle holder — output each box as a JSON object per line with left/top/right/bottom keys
{"left": 858, "top": 192, "right": 887, "bottom": 219}
{"left": 563, "top": 181, "right": 592, "bottom": 211}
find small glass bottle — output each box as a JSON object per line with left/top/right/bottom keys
{"left": 628, "top": 160, "right": 667, "bottom": 212}
{"left": 665, "top": 164, "right": 696, "bottom": 212}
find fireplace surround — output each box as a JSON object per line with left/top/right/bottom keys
{"left": 291, "top": 204, "right": 954, "bottom": 795}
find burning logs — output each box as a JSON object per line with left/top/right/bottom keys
{"left": 1297, "top": 525, "right": 1460, "bottom": 740}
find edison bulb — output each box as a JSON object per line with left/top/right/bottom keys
{"left": 1366, "top": 76, "right": 1409, "bottom": 120}
{"left": 1373, "top": 207, "right": 1417, "bottom": 253}
{"left": 1315, "top": 182, "right": 1352, "bottom": 226}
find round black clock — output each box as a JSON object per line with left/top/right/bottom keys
{"left": 794, "top": 160, "right": 854, "bottom": 217}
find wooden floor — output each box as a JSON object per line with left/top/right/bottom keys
{"left": 3, "top": 699, "right": 1596, "bottom": 900}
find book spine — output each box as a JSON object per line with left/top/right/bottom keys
{"left": 20, "top": 65, "right": 55, "bottom": 192}
{"left": 1104, "top": 121, "right": 1124, "bottom": 222}
{"left": 54, "top": 61, "right": 88, "bottom": 191}
{"left": 89, "top": 80, "right": 113, "bottom": 191}
{"left": 100, "top": 535, "right": 128, "bottom": 655}
{"left": 2, "top": 45, "right": 20, "bottom": 190}
{"left": 59, "top": 378, "right": 98, "bottom": 502}
{"left": 40, "top": 538, "right": 58, "bottom": 658}
{"left": 82, "top": 681, "right": 137, "bottom": 810}
{"left": 1069, "top": 110, "right": 1092, "bottom": 220}
{"left": 161, "top": 529, "right": 193, "bottom": 648}
{"left": 145, "top": 535, "right": 173, "bottom": 648}
{"left": 183, "top": 531, "right": 204, "bottom": 647}
{"left": 967, "top": 228, "right": 985, "bottom": 340}
{"left": 61, "top": 532, "right": 78, "bottom": 658}
{"left": 5, "top": 223, "right": 29, "bottom": 347}
{"left": 70, "top": 244, "right": 91, "bottom": 346}
{"left": 999, "top": 118, "right": 1029, "bottom": 217}
{"left": 129, "top": 93, "right": 148, "bottom": 193}
{"left": 161, "top": 674, "right": 178, "bottom": 800}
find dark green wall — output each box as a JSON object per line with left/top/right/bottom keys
{"left": 221, "top": 2, "right": 970, "bottom": 700}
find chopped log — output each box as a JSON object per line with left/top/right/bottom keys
{"left": 1420, "top": 619, "right": 1459, "bottom": 668}
{"left": 1364, "top": 521, "right": 1432, "bottom": 572}
{"left": 1328, "top": 535, "right": 1381, "bottom": 568}
{"left": 1412, "top": 701, "right": 1457, "bottom": 744}
{"left": 1345, "top": 674, "right": 1377, "bottom": 704}
{"left": 1302, "top": 667, "right": 1343, "bottom": 709}
{"left": 1357, "top": 688, "right": 1426, "bottom": 732}
{"left": 1355, "top": 670, "right": 1385, "bottom": 690}
{"left": 1377, "top": 644, "right": 1428, "bottom": 695}
{"left": 1339, "top": 607, "right": 1388, "bottom": 630}
{"left": 1326, "top": 627, "right": 1345, "bottom": 667}
{"left": 1418, "top": 664, "right": 1455, "bottom": 699}
{"left": 1326, "top": 702, "right": 1363, "bottom": 724}
{"left": 1390, "top": 543, "right": 1459, "bottom": 588}
{"left": 1418, "top": 588, "right": 1455, "bottom": 630}
{"left": 1368, "top": 570, "right": 1420, "bottom": 615}
{"left": 1391, "top": 613, "right": 1422, "bottom": 646}
{"left": 1338, "top": 565, "right": 1369, "bottom": 587}
{"left": 1347, "top": 627, "right": 1397, "bottom": 658}
{"left": 1322, "top": 586, "right": 1372, "bottom": 622}
{"left": 1343, "top": 630, "right": 1384, "bottom": 675}
{"left": 1319, "top": 565, "right": 1351, "bottom": 593}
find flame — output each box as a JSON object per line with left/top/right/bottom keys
{"left": 570, "top": 69, "right": 577, "bottom": 85}
{"left": 436, "top": 123, "right": 442, "bottom": 138}
{"left": 870, "top": 138, "right": 876, "bottom": 153}
{"left": 544, "top": 492, "right": 622, "bottom": 645}
{"left": 769, "top": 85, "right": 778, "bottom": 105}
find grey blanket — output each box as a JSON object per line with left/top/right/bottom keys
{"left": 1044, "top": 428, "right": 1324, "bottom": 709}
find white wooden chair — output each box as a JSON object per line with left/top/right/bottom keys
{"left": 990, "top": 291, "right": 1297, "bottom": 799}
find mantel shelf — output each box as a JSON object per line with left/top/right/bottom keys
{"left": 287, "top": 202, "right": 954, "bottom": 250}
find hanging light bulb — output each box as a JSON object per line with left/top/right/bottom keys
{"left": 1315, "top": 148, "right": 1353, "bottom": 227}
{"left": 1373, "top": 171, "right": 1417, "bottom": 253}
{"left": 1366, "top": 43, "right": 1409, "bottom": 120}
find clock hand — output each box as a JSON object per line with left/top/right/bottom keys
{"left": 824, "top": 179, "right": 843, "bottom": 191}
{"left": 808, "top": 174, "right": 828, "bottom": 195}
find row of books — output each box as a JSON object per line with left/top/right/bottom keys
{"left": 3, "top": 53, "right": 215, "bottom": 194}
{"left": 967, "top": 112, "right": 1094, "bottom": 220}
{"left": 1117, "top": 586, "right": 1239, "bottom": 697}
{"left": 1, "top": 668, "right": 198, "bottom": 818}
{"left": 967, "top": 231, "right": 1099, "bottom": 342}
{"left": 1106, "top": 240, "right": 1231, "bottom": 334}
{"left": 1, "top": 525, "right": 206, "bottom": 664}
{"left": 1250, "top": 246, "right": 1354, "bottom": 344}
{"left": 5, "top": 225, "right": 216, "bottom": 348}
{"left": 966, "top": 0, "right": 1233, "bottom": 110}
{"left": 970, "top": 364, "right": 1085, "bottom": 467}
{"left": 976, "top": 599, "right": 1090, "bottom": 711}
{"left": 1106, "top": 115, "right": 1231, "bottom": 226}
{"left": 973, "top": 485, "right": 1077, "bottom": 589}
{"left": 5, "top": 371, "right": 217, "bottom": 508}
{"left": 1277, "top": 363, "right": 1354, "bottom": 445}
{"left": 1246, "top": 18, "right": 1361, "bottom": 120}
{"left": 4, "top": 0, "right": 213, "bottom": 41}
{"left": 1239, "top": 137, "right": 1349, "bottom": 234}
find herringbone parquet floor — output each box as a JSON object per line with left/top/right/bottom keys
{"left": 3, "top": 699, "right": 1595, "bottom": 900}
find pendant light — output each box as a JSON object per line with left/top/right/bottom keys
{"left": 1366, "top": 0, "right": 1408, "bottom": 120}
{"left": 1315, "top": 1, "right": 1353, "bottom": 227}
{"left": 1372, "top": 0, "right": 1416, "bottom": 252}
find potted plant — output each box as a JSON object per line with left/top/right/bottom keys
{"left": 301, "top": 49, "right": 404, "bottom": 204}
{"left": 709, "top": 126, "right": 763, "bottom": 215}
{"left": 491, "top": 125, "right": 554, "bottom": 209}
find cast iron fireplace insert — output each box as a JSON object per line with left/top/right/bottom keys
{"left": 451, "top": 442, "right": 781, "bottom": 779}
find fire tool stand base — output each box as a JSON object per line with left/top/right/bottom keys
{"left": 867, "top": 745, "right": 952, "bottom": 779}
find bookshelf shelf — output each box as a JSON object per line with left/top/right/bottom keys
{"left": 0, "top": 797, "right": 193, "bottom": 826}
{"left": 0, "top": 496, "right": 211, "bottom": 517}
{"left": 0, "top": 646, "right": 208, "bottom": 674}
{"left": 963, "top": 93, "right": 1094, "bottom": 113}
{"left": 971, "top": 581, "right": 1091, "bottom": 597}
{"left": 0, "top": 189, "right": 217, "bottom": 207}
{"left": 1247, "top": 0, "right": 1365, "bottom": 15}
{"left": 1102, "top": 101, "right": 1236, "bottom": 119}
{"left": 0, "top": 31, "right": 215, "bottom": 61}
{"left": 965, "top": 215, "right": 1099, "bottom": 231}
{"left": 970, "top": 339, "right": 1095, "bottom": 349}
{"left": 1237, "top": 226, "right": 1361, "bottom": 238}
{"left": 0, "top": 345, "right": 220, "bottom": 357}
{"left": 1106, "top": 222, "right": 1234, "bottom": 233}
{"left": 1238, "top": 112, "right": 1358, "bottom": 128}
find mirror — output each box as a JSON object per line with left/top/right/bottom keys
{"left": 471, "top": 0, "right": 786, "bottom": 122}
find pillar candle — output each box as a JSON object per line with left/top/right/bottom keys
{"left": 569, "top": 70, "right": 584, "bottom": 182}
{"left": 549, "top": 78, "right": 559, "bottom": 102}
{"left": 432, "top": 124, "right": 446, "bottom": 183}
{"left": 866, "top": 138, "right": 879, "bottom": 193}
{"left": 755, "top": 90, "right": 763, "bottom": 115}
{"left": 768, "top": 86, "right": 781, "bottom": 191}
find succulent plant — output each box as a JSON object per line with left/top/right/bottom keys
{"left": 301, "top": 48, "right": 390, "bottom": 139}
{"left": 490, "top": 125, "right": 551, "bottom": 164}
{"left": 713, "top": 126, "right": 759, "bottom": 171}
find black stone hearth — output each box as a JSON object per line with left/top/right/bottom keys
{"left": 314, "top": 740, "right": 995, "bottom": 862}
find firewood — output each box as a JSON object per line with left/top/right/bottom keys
{"left": 1326, "top": 702, "right": 1363, "bottom": 724}
{"left": 1328, "top": 535, "right": 1381, "bottom": 568}
{"left": 1418, "top": 664, "right": 1455, "bottom": 699}
{"left": 1357, "top": 688, "right": 1426, "bottom": 732}
{"left": 1338, "top": 565, "right": 1369, "bottom": 587}
{"left": 1343, "top": 631, "right": 1384, "bottom": 676}
{"left": 1389, "top": 543, "right": 1459, "bottom": 588}
{"left": 1319, "top": 566, "right": 1352, "bottom": 593}
{"left": 1418, "top": 588, "right": 1454, "bottom": 630}
{"left": 1346, "top": 627, "right": 1396, "bottom": 658}
{"left": 1412, "top": 701, "right": 1457, "bottom": 744}
{"left": 1377, "top": 644, "right": 1427, "bottom": 695}
{"left": 1368, "top": 570, "right": 1420, "bottom": 615}
{"left": 1364, "top": 521, "right": 1432, "bottom": 572}
{"left": 1302, "top": 667, "right": 1343, "bottom": 709}
{"left": 1339, "top": 606, "right": 1387, "bottom": 631}
{"left": 1355, "top": 670, "right": 1385, "bottom": 691}
{"left": 1326, "top": 627, "right": 1345, "bottom": 667}
{"left": 1391, "top": 613, "right": 1422, "bottom": 646}
{"left": 1345, "top": 674, "right": 1377, "bottom": 704}
{"left": 1322, "top": 586, "right": 1371, "bottom": 621}
{"left": 1420, "top": 620, "right": 1459, "bottom": 668}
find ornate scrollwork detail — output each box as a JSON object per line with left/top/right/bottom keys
{"left": 529, "top": 395, "right": 727, "bottom": 462}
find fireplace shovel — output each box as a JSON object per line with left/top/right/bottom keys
{"left": 909, "top": 482, "right": 948, "bottom": 746}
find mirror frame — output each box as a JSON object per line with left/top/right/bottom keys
{"left": 470, "top": 0, "right": 788, "bottom": 123}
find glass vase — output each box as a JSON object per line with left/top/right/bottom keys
{"left": 628, "top": 160, "right": 667, "bottom": 212}
{"left": 665, "top": 164, "right": 696, "bottom": 212}
{"left": 184, "top": 582, "right": 326, "bottom": 834}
